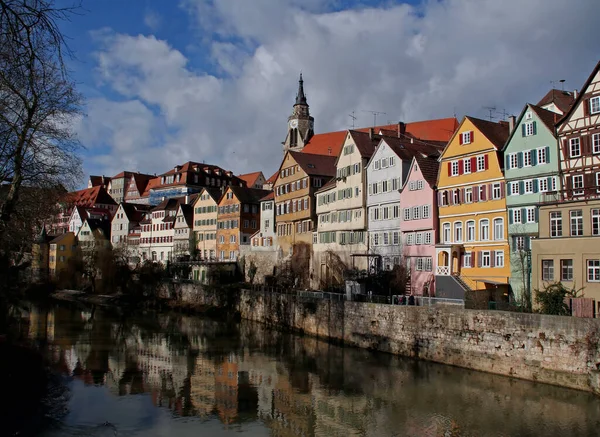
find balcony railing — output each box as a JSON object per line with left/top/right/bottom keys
{"left": 539, "top": 188, "right": 600, "bottom": 204}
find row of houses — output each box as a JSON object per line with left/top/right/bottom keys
{"left": 36, "top": 61, "right": 600, "bottom": 310}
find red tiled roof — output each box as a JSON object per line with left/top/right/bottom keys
{"left": 301, "top": 118, "right": 458, "bottom": 157}
{"left": 238, "top": 171, "right": 264, "bottom": 187}
{"left": 266, "top": 172, "right": 278, "bottom": 184}
{"left": 88, "top": 175, "right": 111, "bottom": 187}
{"left": 64, "top": 186, "right": 116, "bottom": 207}
{"left": 260, "top": 191, "right": 274, "bottom": 201}
{"left": 142, "top": 177, "right": 161, "bottom": 197}
{"left": 529, "top": 104, "right": 560, "bottom": 135}
{"left": 537, "top": 89, "right": 576, "bottom": 114}
{"left": 413, "top": 155, "right": 440, "bottom": 188}
{"left": 466, "top": 117, "right": 510, "bottom": 149}
{"left": 289, "top": 151, "right": 337, "bottom": 176}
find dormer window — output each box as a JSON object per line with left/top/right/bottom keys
{"left": 460, "top": 131, "right": 473, "bottom": 145}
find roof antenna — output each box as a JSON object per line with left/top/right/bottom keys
{"left": 348, "top": 111, "right": 357, "bottom": 129}
{"left": 362, "top": 110, "right": 387, "bottom": 127}
{"left": 550, "top": 79, "right": 566, "bottom": 91}
{"left": 483, "top": 106, "right": 496, "bottom": 121}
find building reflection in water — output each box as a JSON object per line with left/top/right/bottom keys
{"left": 16, "top": 303, "right": 600, "bottom": 437}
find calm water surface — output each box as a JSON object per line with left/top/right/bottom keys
{"left": 15, "top": 302, "right": 600, "bottom": 436}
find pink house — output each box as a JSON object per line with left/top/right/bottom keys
{"left": 400, "top": 155, "right": 439, "bottom": 296}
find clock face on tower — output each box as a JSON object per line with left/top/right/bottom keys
{"left": 289, "top": 119, "right": 298, "bottom": 129}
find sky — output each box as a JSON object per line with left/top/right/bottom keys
{"left": 58, "top": 0, "right": 600, "bottom": 185}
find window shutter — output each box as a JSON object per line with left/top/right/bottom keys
{"left": 505, "top": 155, "right": 510, "bottom": 170}
{"left": 566, "top": 174, "right": 573, "bottom": 192}
{"left": 481, "top": 185, "right": 487, "bottom": 201}
{"left": 561, "top": 139, "right": 569, "bottom": 158}
{"left": 521, "top": 124, "right": 526, "bottom": 137}
{"left": 459, "top": 134, "right": 464, "bottom": 145}
{"left": 547, "top": 176, "right": 553, "bottom": 191}
{"left": 521, "top": 208, "right": 526, "bottom": 224}
{"left": 525, "top": 236, "right": 531, "bottom": 251}
{"left": 585, "top": 173, "right": 594, "bottom": 190}
{"left": 500, "top": 182, "right": 505, "bottom": 198}
{"left": 533, "top": 179, "right": 539, "bottom": 193}
{"left": 545, "top": 145, "right": 551, "bottom": 163}
{"left": 437, "top": 191, "right": 442, "bottom": 206}
{"left": 460, "top": 188, "right": 465, "bottom": 203}
{"left": 487, "top": 184, "right": 492, "bottom": 200}
{"left": 459, "top": 160, "right": 464, "bottom": 175}
{"left": 491, "top": 251, "right": 496, "bottom": 268}
{"left": 477, "top": 251, "right": 481, "bottom": 268}
{"left": 470, "top": 131, "right": 474, "bottom": 142}
{"left": 460, "top": 252, "right": 465, "bottom": 267}
{"left": 584, "top": 99, "right": 590, "bottom": 117}
{"left": 532, "top": 121, "right": 537, "bottom": 135}
{"left": 484, "top": 154, "right": 489, "bottom": 169}
{"left": 473, "top": 186, "right": 479, "bottom": 202}
{"left": 507, "top": 183, "right": 512, "bottom": 195}
{"left": 534, "top": 207, "right": 539, "bottom": 223}
{"left": 531, "top": 150, "right": 537, "bottom": 166}
{"left": 517, "top": 152, "right": 523, "bottom": 168}
{"left": 584, "top": 135, "right": 592, "bottom": 155}
{"left": 447, "top": 162, "right": 452, "bottom": 176}
{"left": 519, "top": 181, "right": 525, "bottom": 193}
{"left": 470, "top": 157, "right": 476, "bottom": 169}
{"left": 509, "top": 210, "right": 513, "bottom": 224}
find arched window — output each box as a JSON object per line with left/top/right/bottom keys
{"left": 442, "top": 223, "right": 451, "bottom": 243}
{"left": 479, "top": 219, "right": 490, "bottom": 241}
{"left": 466, "top": 220, "right": 475, "bottom": 242}
{"left": 454, "top": 222, "right": 463, "bottom": 243}
{"left": 493, "top": 217, "right": 504, "bottom": 240}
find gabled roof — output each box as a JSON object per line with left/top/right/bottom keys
{"left": 300, "top": 118, "right": 458, "bottom": 157}
{"left": 315, "top": 178, "right": 337, "bottom": 194}
{"left": 260, "top": 192, "right": 274, "bottom": 202}
{"left": 289, "top": 151, "right": 337, "bottom": 176}
{"left": 537, "top": 88, "right": 576, "bottom": 114}
{"left": 265, "top": 172, "right": 278, "bottom": 184}
{"left": 466, "top": 117, "right": 510, "bottom": 149}
{"left": 226, "top": 186, "right": 271, "bottom": 204}
{"left": 501, "top": 104, "right": 558, "bottom": 152}
{"left": 413, "top": 155, "right": 440, "bottom": 188}
{"left": 64, "top": 186, "right": 117, "bottom": 207}
{"left": 142, "top": 177, "right": 161, "bottom": 196}
{"left": 84, "top": 218, "right": 110, "bottom": 237}
{"left": 556, "top": 60, "right": 600, "bottom": 127}
{"left": 175, "top": 204, "right": 194, "bottom": 227}
{"left": 88, "top": 175, "right": 110, "bottom": 187}
{"left": 193, "top": 187, "right": 223, "bottom": 206}
{"left": 120, "top": 203, "right": 153, "bottom": 222}
{"left": 237, "top": 171, "right": 264, "bottom": 187}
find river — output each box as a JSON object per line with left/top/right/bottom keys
{"left": 12, "top": 301, "right": 600, "bottom": 436}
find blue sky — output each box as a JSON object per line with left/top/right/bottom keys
{"left": 57, "top": 0, "right": 600, "bottom": 184}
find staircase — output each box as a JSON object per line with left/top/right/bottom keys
{"left": 405, "top": 276, "right": 412, "bottom": 295}
{"left": 452, "top": 273, "right": 473, "bottom": 292}
{"left": 435, "top": 273, "right": 471, "bottom": 299}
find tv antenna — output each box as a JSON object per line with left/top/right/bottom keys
{"left": 483, "top": 106, "right": 496, "bottom": 121}
{"left": 495, "top": 108, "right": 509, "bottom": 121}
{"left": 550, "top": 79, "right": 566, "bottom": 91}
{"left": 348, "top": 111, "right": 357, "bottom": 129}
{"left": 362, "top": 110, "right": 387, "bottom": 127}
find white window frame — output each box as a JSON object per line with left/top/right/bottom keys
{"left": 466, "top": 220, "right": 475, "bottom": 242}
{"left": 542, "top": 259, "right": 554, "bottom": 281}
{"left": 422, "top": 204, "right": 430, "bottom": 219}
{"left": 587, "top": 259, "right": 600, "bottom": 282}
{"left": 526, "top": 207, "right": 536, "bottom": 224}
{"left": 492, "top": 183, "right": 501, "bottom": 200}
{"left": 493, "top": 217, "right": 504, "bottom": 240}
{"left": 573, "top": 175, "right": 584, "bottom": 195}
{"left": 550, "top": 211, "right": 562, "bottom": 238}
{"left": 403, "top": 208, "right": 411, "bottom": 221}
{"left": 523, "top": 150, "right": 532, "bottom": 167}
{"left": 461, "top": 131, "right": 472, "bottom": 144}
{"left": 593, "top": 133, "right": 600, "bottom": 154}
{"left": 463, "top": 158, "right": 471, "bottom": 174}
{"left": 454, "top": 221, "right": 463, "bottom": 243}
{"left": 417, "top": 180, "right": 424, "bottom": 190}
{"left": 495, "top": 250, "right": 504, "bottom": 267}
{"left": 509, "top": 153, "right": 518, "bottom": 169}
{"left": 570, "top": 138, "right": 581, "bottom": 158}
{"left": 570, "top": 209, "right": 583, "bottom": 236}
{"left": 524, "top": 179, "right": 533, "bottom": 194}
{"left": 481, "top": 251, "right": 491, "bottom": 268}
{"left": 442, "top": 223, "right": 451, "bottom": 243}
{"left": 592, "top": 209, "right": 600, "bottom": 236}
{"left": 451, "top": 161, "right": 459, "bottom": 176}
{"left": 510, "top": 181, "right": 520, "bottom": 195}
{"left": 465, "top": 187, "right": 473, "bottom": 203}
{"left": 479, "top": 219, "right": 490, "bottom": 241}
{"left": 524, "top": 122, "right": 534, "bottom": 137}
{"left": 476, "top": 155, "right": 485, "bottom": 172}
{"left": 591, "top": 96, "right": 600, "bottom": 115}
{"left": 538, "top": 178, "right": 548, "bottom": 193}
{"left": 537, "top": 147, "right": 547, "bottom": 164}
{"left": 463, "top": 252, "right": 472, "bottom": 268}
{"left": 424, "top": 231, "right": 432, "bottom": 245}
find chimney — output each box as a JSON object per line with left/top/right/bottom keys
{"left": 369, "top": 128, "right": 374, "bottom": 139}
{"left": 508, "top": 115, "right": 516, "bottom": 132}
{"left": 397, "top": 122, "right": 406, "bottom": 138}
{"left": 185, "top": 195, "right": 189, "bottom": 204}
{"left": 574, "top": 89, "right": 578, "bottom": 99}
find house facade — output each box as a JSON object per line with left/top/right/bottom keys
{"left": 216, "top": 186, "right": 269, "bottom": 261}
{"left": 238, "top": 172, "right": 267, "bottom": 189}
{"left": 48, "top": 232, "right": 76, "bottom": 278}
{"left": 435, "top": 117, "right": 510, "bottom": 298}
{"left": 250, "top": 193, "right": 277, "bottom": 250}
{"left": 173, "top": 204, "right": 194, "bottom": 259}
{"left": 192, "top": 188, "right": 221, "bottom": 260}
{"left": 534, "top": 60, "right": 600, "bottom": 304}
{"left": 139, "top": 197, "right": 186, "bottom": 263}
{"left": 502, "top": 105, "right": 561, "bottom": 303}
{"left": 399, "top": 156, "right": 439, "bottom": 296}
{"left": 274, "top": 151, "right": 336, "bottom": 256}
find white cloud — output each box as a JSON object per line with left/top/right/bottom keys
{"left": 144, "top": 9, "right": 162, "bottom": 31}
{"left": 79, "top": 0, "right": 600, "bottom": 179}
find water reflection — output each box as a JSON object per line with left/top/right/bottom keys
{"left": 16, "top": 303, "right": 600, "bottom": 437}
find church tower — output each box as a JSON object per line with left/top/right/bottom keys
{"left": 283, "top": 73, "right": 314, "bottom": 152}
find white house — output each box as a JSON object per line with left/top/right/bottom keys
{"left": 250, "top": 192, "right": 277, "bottom": 251}
{"left": 139, "top": 197, "right": 188, "bottom": 263}
{"left": 173, "top": 203, "right": 194, "bottom": 259}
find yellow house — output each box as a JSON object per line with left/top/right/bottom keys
{"left": 48, "top": 232, "right": 76, "bottom": 278}
{"left": 435, "top": 117, "right": 511, "bottom": 297}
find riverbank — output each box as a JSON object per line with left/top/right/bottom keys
{"left": 50, "top": 284, "right": 600, "bottom": 395}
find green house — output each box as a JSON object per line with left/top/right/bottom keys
{"left": 501, "top": 104, "right": 561, "bottom": 304}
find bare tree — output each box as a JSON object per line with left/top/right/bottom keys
{"left": 0, "top": 0, "right": 83, "bottom": 252}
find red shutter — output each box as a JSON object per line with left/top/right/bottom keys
{"left": 458, "top": 160, "right": 464, "bottom": 175}
{"left": 481, "top": 185, "right": 487, "bottom": 201}
{"left": 447, "top": 162, "right": 452, "bottom": 176}
{"left": 488, "top": 184, "right": 493, "bottom": 200}
{"left": 459, "top": 133, "right": 464, "bottom": 145}
{"left": 477, "top": 251, "right": 481, "bottom": 268}
{"left": 469, "top": 131, "right": 474, "bottom": 142}
{"left": 490, "top": 251, "right": 496, "bottom": 268}
{"left": 584, "top": 99, "right": 590, "bottom": 117}
{"left": 461, "top": 188, "right": 465, "bottom": 203}
{"left": 471, "top": 157, "right": 476, "bottom": 170}
{"left": 562, "top": 139, "right": 569, "bottom": 158}
{"left": 484, "top": 154, "right": 489, "bottom": 170}
{"left": 500, "top": 182, "right": 505, "bottom": 198}
{"left": 473, "top": 186, "right": 479, "bottom": 202}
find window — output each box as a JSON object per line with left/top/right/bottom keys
{"left": 481, "top": 251, "right": 491, "bottom": 267}
{"left": 416, "top": 258, "right": 424, "bottom": 271}
{"left": 425, "top": 257, "right": 433, "bottom": 272}
{"left": 591, "top": 96, "right": 600, "bottom": 115}
{"left": 492, "top": 183, "right": 501, "bottom": 200}
{"left": 466, "top": 220, "right": 475, "bottom": 242}
{"left": 230, "top": 235, "right": 236, "bottom": 243}
{"left": 570, "top": 138, "right": 581, "bottom": 157}
{"left": 404, "top": 208, "right": 411, "bottom": 221}
{"left": 493, "top": 218, "right": 504, "bottom": 240}
{"left": 588, "top": 260, "right": 600, "bottom": 282}
{"left": 514, "top": 236, "right": 525, "bottom": 251}
{"left": 389, "top": 157, "right": 395, "bottom": 167}
{"left": 542, "top": 260, "right": 554, "bottom": 281}
{"left": 422, "top": 204, "right": 430, "bottom": 218}
{"left": 524, "top": 122, "right": 534, "bottom": 136}
{"left": 510, "top": 181, "right": 520, "bottom": 195}
{"left": 452, "top": 189, "right": 460, "bottom": 204}
{"left": 593, "top": 133, "right": 600, "bottom": 154}
{"left": 550, "top": 212, "right": 562, "bottom": 237}
{"left": 526, "top": 207, "right": 536, "bottom": 224}
{"left": 523, "top": 150, "right": 532, "bottom": 167}
{"left": 393, "top": 231, "right": 400, "bottom": 245}
{"left": 537, "top": 147, "right": 547, "bottom": 164}
{"left": 538, "top": 178, "right": 548, "bottom": 192}
{"left": 451, "top": 161, "right": 459, "bottom": 176}
{"left": 509, "top": 153, "right": 518, "bottom": 169}
{"left": 463, "top": 158, "right": 471, "bottom": 174}
{"left": 477, "top": 155, "right": 485, "bottom": 171}
{"left": 415, "top": 232, "right": 423, "bottom": 245}
{"left": 463, "top": 252, "right": 472, "bottom": 268}
{"left": 412, "top": 206, "right": 420, "bottom": 220}
{"left": 570, "top": 210, "right": 583, "bottom": 236}
{"left": 479, "top": 219, "right": 489, "bottom": 241}
{"left": 572, "top": 175, "right": 584, "bottom": 195}
{"left": 461, "top": 131, "right": 472, "bottom": 144}
{"left": 592, "top": 209, "right": 600, "bottom": 236}
{"left": 495, "top": 250, "right": 504, "bottom": 267}
{"left": 524, "top": 179, "right": 533, "bottom": 194}
{"left": 407, "top": 233, "right": 414, "bottom": 245}
{"left": 454, "top": 222, "right": 463, "bottom": 243}
{"left": 417, "top": 180, "right": 424, "bottom": 190}
{"left": 424, "top": 231, "right": 432, "bottom": 245}
{"left": 465, "top": 187, "right": 473, "bottom": 203}
{"left": 443, "top": 223, "right": 451, "bottom": 243}
{"left": 561, "top": 259, "right": 573, "bottom": 281}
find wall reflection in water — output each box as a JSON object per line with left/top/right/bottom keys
{"left": 17, "top": 303, "right": 600, "bottom": 437}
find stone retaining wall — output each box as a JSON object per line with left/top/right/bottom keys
{"left": 178, "top": 284, "right": 600, "bottom": 394}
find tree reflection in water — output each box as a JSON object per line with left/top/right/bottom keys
{"left": 12, "top": 301, "right": 600, "bottom": 437}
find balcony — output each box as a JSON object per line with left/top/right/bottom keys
{"left": 539, "top": 187, "right": 600, "bottom": 205}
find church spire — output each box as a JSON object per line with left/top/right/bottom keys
{"left": 295, "top": 72, "right": 308, "bottom": 106}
